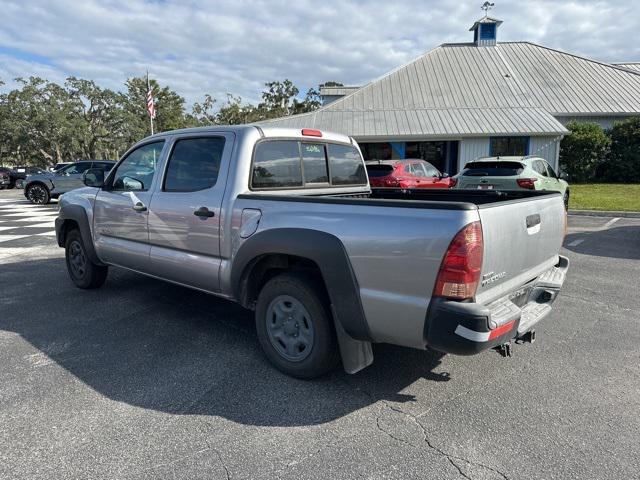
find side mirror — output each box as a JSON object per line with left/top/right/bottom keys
{"left": 83, "top": 168, "right": 105, "bottom": 187}
{"left": 559, "top": 171, "right": 569, "bottom": 181}
{"left": 441, "top": 172, "right": 449, "bottom": 178}
{"left": 122, "top": 176, "right": 144, "bottom": 191}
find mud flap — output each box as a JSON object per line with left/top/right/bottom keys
{"left": 333, "top": 311, "right": 373, "bottom": 374}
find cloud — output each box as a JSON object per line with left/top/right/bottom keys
{"left": 0, "top": 0, "right": 638, "bottom": 107}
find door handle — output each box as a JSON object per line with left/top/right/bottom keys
{"left": 194, "top": 207, "right": 215, "bottom": 218}
{"left": 132, "top": 202, "right": 147, "bottom": 212}
{"left": 526, "top": 214, "right": 541, "bottom": 228}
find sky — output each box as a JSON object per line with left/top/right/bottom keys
{"left": 0, "top": 0, "right": 639, "bottom": 107}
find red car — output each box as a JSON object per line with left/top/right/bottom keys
{"left": 365, "top": 159, "right": 455, "bottom": 188}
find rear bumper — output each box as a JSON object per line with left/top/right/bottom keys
{"left": 424, "top": 255, "right": 569, "bottom": 355}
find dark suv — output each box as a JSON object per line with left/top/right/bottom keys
{"left": 24, "top": 161, "right": 115, "bottom": 204}
{"left": 0, "top": 166, "right": 46, "bottom": 189}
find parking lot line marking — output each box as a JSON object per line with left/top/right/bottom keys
{"left": 0, "top": 234, "right": 30, "bottom": 243}
{"left": 567, "top": 238, "right": 585, "bottom": 247}
{"left": 2, "top": 211, "right": 59, "bottom": 217}
{"left": 603, "top": 217, "right": 620, "bottom": 229}
{"left": 36, "top": 231, "right": 57, "bottom": 237}
{"left": 10, "top": 217, "right": 57, "bottom": 223}
{"left": 22, "top": 222, "right": 55, "bottom": 228}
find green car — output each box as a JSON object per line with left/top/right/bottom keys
{"left": 454, "top": 156, "right": 570, "bottom": 208}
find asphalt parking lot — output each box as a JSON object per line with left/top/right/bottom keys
{"left": 1, "top": 188, "right": 639, "bottom": 480}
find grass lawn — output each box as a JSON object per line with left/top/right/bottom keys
{"left": 569, "top": 184, "right": 640, "bottom": 212}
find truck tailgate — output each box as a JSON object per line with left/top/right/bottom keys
{"left": 475, "top": 193, "right": 565, "bottom": 305}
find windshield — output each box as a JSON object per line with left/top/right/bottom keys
{"left": 462, "top": 161, "right": 524, "bottom": 177}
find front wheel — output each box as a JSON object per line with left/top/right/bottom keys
{"left": 255, "top": 272, "right": 339, "bottom": 379}
{"left": 65, "top": 230, "right": 108, "bottom": 289}
{"left": 26, "top": 183, "right": 50, "bottom": 204}
{"left": 563, "top": 191, "right": 570, "bottom": 210}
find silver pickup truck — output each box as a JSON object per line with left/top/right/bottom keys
{"left": 55, "top": 126, "right": 569, "bottom": 378}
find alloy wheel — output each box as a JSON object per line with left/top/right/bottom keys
{"left": 28, "top": 185, "right": 47, "bottom": 204}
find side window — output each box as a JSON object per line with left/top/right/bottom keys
{"left": 252, "top": 141, "right": 302, "bottom": 189}
{"left": 63, "top": 163, "right": 92, "bottom": 175}
{"left": 412, "top": 164, "right": 426, "bottom": 177}
{"left": 93, "top": 162, "right": 115, "bottom": 171}
{"left": 301, "top": 143, "right": 328, "bottom": 184}
{"left": 327, "top": 144, "right": 367, "bottom": 185}
{"left": 422, "top": 163, "right": 440, "bottom": 177}
{"left": 111, "top": 141, "right": 164, "bottom": 191}
{"left": 545, "top": 161, "right": 557, "bottom": 178}
{"left": 164, "top": 137, "right": 225, "bottom": 192}
{"left": 534, "top": 160, "right": 549, "bottom": 177}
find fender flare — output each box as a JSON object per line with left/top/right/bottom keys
{"left": 56, "top": 204, "right": 104, "bottom": 266}
{"left": 231, "top": 228, "right": 372, "bottom": 342}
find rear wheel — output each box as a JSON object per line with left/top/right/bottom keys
{"left": 255, "top": 272, "right": 339, "bottom": 379}
{"left": 26, "top": 183, "right": 50, "bottom": 205}
{"left": 65, "top": 229, "right": 108, "bottom": 289}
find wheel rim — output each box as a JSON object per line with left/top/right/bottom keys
{"left": 28, "top": 185, "right": 47, "bottom": 204}
{"left": 68, "top": 240, "right": 87, "bottom": 278}
{"left": 265, "top": 295, "right": 315, "bottom": 362}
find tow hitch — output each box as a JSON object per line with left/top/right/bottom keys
{"left": 516, "top": 330, "right": 536, "bottom": 344}
{"left": 495, "top": 342, "right": 513, "bottom": 357}
{"left": 494, "top": 330, "right": 536, "bottom": 358}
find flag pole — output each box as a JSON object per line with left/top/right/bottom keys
{"left": 147, "top": 70, "right": 154, "bottom": 135}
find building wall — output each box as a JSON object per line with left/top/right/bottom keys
{"left": 529, "top": 137, "right": 561, "bottom": 171}
{"left": 459, "top": 138, "right": 489, "bottom": 170}
{"left": 321, "top": 95, "right": 345, "bottom": 106}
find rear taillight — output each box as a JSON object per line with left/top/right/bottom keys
{"left": 516, "top": 178, "right": 538, "bottom": 190}
{"left": 448, "top": 177, "right": 457, "bottom": 188}
{"left": 384, "top": 177, "right": 400, "bottom": 187}
{"left": 433, "top": 221, "right": 484, "bottom": 300}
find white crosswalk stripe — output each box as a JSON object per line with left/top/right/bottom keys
{"left": 0, "top": 194, "right": 59, "bottom": 248}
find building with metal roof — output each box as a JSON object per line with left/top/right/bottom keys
{"left": 260, "top": 15, "right": 640, "bottom": 175}
{"left": 613, "top": 63, "right": 640, "bottom": 73}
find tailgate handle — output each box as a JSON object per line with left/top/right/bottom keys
{"left": 526, "top": 214, "right": 541, "bottom": 228}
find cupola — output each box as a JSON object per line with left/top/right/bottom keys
{"left": 470, "top": 2, "right": 502, "bottom": 46}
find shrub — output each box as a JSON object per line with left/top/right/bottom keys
{"left": 559, "top": 122, "right": 610, "bottom": 183}
{"left": 599, "top": 117, "right": 640, "bottom": 182}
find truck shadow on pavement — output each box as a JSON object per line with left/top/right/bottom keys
{"left": 564, "top": 225, "right": 640, "bottom": 260}
{"left": 1, "top": 258, "right": 450, "bottom": 427}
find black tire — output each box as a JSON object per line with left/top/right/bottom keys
{"left": 563, "top": 191, "right": 570, "bottom": 210}
{"left": 255, "top": 272, "right": 340, "bottom": 379}
{"left": 26, "top": 183, "right": 50, "bottom": 205}
{"left": 65, "top": 229, "right": 108, "bottom": 289}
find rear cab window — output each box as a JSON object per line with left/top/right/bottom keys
{"left": 251, "top": 140, "right": 366, "bottom": 189}
{"left": 462, "top": 161, "right": 524, "bottom": 177}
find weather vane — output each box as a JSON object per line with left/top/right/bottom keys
{"left": 481, "top": 1, "right": 495, "bottom": 16}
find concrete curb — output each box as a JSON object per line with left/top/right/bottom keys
{"left": 568, "top": 209, "right": 640, "bottom": 218}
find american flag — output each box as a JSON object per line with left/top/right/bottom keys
{"left": 146, "top": 80, "right": 156, "bottom": 119}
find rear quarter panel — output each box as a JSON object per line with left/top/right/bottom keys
{"left": 223, "top": 197, "right": 479, "bottom": 349}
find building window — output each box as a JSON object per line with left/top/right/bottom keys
{"left": 480, "top": 23, "right": 496, "bottom": 40}
{"left": 359, "top": 141, "right": 448, "bottom": 173}
{"left": 359, "top": 142, "right": 396, "bottom": 160}
{"left": 490, "top": 137, "right": 529, "bottom": 157}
